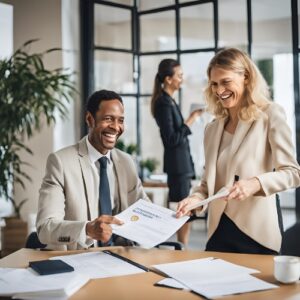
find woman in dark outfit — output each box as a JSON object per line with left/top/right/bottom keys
{"left": 151, "top": 59, "right": 203, "bottom": 246}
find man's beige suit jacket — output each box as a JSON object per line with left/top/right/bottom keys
{"left": 36, "top": 137, "right": 148, "bottom": 250}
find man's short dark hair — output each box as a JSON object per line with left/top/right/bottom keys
{"left": 86, "top": 89, "right": 123, "bottom": 117}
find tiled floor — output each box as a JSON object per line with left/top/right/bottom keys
{"left": 168, "top": 208, "right": 297, "bottom": 250}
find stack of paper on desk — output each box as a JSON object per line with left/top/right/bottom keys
{"left": 153, "top": 257, "right": 278, "bottom": 298}
{"left": 0, "top": 251, "right": 146, "bottom": 300}
{"left": 0, "top": 267, "right": 89, "bottom": 300}
{"left": 111, "top": 199, "right": 189, "bottom": 248}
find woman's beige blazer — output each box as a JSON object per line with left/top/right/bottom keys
{"left": 193, "top": 102, "right": 300, "bottom": 251}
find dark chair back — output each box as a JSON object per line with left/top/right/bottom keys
{"left": 155, "top": 241, "right": 184, "bottom": 250}
{"left": 280, "top": 222, "right": 300, "bottom": 256}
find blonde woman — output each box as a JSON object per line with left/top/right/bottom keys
{"left": 177, "top": 48, "right": 300, "bottom": 254}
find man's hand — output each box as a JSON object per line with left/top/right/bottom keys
{"left": 86, "top": 215, "right": 124, "bottom": 243}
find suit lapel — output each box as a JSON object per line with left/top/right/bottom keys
{"left": 230, "top": 120, "right": 254, "bottom": 157}
{"left": 225, "top": 120, "right": 254, "bottom": 182}
{"left": 78, "top": 138, "right": 93, "bottom": 220}
{"left": 206, "top": 118, "right": 226, "bottom": 195}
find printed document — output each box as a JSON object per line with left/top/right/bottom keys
{"left": 112, "top": 199, "right": 189, "bottom": 248}
{"left": 153, "top": 257, "right": 278, "bottom": 298}
{"left": 51, "top": 251, "right": 146, "bottom": 279}
{"left": 188, "top": 187, "right": 230, "bottom": 210}
{"left": 0, "top": 267, "right": 88, "bottom": 300}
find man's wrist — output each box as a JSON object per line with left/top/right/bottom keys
{"left": 86, "top": 221, "right": 92, "bottom": 237}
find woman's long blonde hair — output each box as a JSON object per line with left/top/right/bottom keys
{"left": 205, "top": 48, "right": 271, "bottom": 121}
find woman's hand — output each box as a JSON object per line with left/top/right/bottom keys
{"left": 176, "top": 195, "right": 204, "bottom": 218}
{"left": 227, "top": 177, "right": 261, "bottom": 201}
{"left": 185, "top": 109, "right": 204, "bottom": 127}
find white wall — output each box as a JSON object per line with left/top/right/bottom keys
{"left": 1, "top": 0, "right": 81, "bottom": 223}
{"left": 0, "top": 2, "right": 14, "bottom": 217}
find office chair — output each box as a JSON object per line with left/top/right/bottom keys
{"left": 155, "top": 241, "right": 184, "bottom": 250}
{"left": 280, "top": 222, "right": 300, "bottom": 256}
{"left": 25, "top": 232, "right": 47, "bottom": 249}
{"left": 25, "top": 232, "right": 184, "bottom": 250}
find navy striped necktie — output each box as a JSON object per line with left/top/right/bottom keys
{"left": 98, "top": 156, "right": 112, "bottom": 216}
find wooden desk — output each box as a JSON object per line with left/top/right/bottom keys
{"left": 142, "top": 181, "right": 168, "bottom": 207}
{"left": 142, "top": 181, "right": 168, "bottom": 188}
{"left": 1, "top": 247, "right": 300, "bottom": 300}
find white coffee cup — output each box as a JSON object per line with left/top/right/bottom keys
{"left": 273, "top": 256, "right": 300, "bottom": 284}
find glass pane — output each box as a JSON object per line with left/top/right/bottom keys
{"left": 0, "top": 3, "right": 13, "bottom": 59}
{"left": 298, "top": 0, "right": 300, "bottom": 47}
{"left": 276, "top": 53, "right": 296, "bottom": 209}
{"left": 121, "top": 97, "right": 137, "bottom": 147}
{"left": 140, "top": 96, "right": 164, "bottom": 173}
{"left": 219, "top": 0, "right": 247, "bottom": 49}
{"left": 273, "top": 53, "right": 295, "bottom": 145}
{"left": 180, "top": 52, "right": 214, "bottom": 117}
{"left": 180, "top": 3, "right": 214, "bottom": 50}
{"left": 94, "top": 51, "right": 135, "bottom": 93}
{"left": 94, "top": 4, "right": 131, "bottom": 49}
{"left": 138, "top": 0, "right": 174, "bottom": 11}
{"left": 140, "top": 54, "right": 177, "bottom": 94}
{"left": 102, "top": 0, "right": 133, "bottom": 5}
{"left": 181, "top": 52, "right": 215, "bottom": 178}
{"left": 140, "top": 10, "right": 176, "bottom": 52}
{"left": 252, "top": 0, "right": 292, "bottom": 59}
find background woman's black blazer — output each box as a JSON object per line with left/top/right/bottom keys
{"left": 154, "top": 91, "right": 195, "bottom": 177}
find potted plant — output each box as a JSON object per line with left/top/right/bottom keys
{"left": 0, "top": 39, "right": 76, "bottom": 256}
{"left": 115, "top": 139, "right": 138, "bottom": 155}
{"left": 140, "top": 158, "right": 159, "bottom": 180}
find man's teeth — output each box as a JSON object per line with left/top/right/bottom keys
{"left": 105, "top": 133, "right": 116, "bottom": 138}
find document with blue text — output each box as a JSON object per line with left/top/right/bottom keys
{"left": 112, "top": 199, "right": 189, "bottom": 248}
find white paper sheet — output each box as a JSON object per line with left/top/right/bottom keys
{"left": 155, "top": 278, "right": 189, "bottom": 290}
{"left": 190, "top": 274, "right": 278, "bottom": 299}
{"left": 111, "top": 199, "right": 189, "bottom": 248}
{"left": 0, "top": 267, "right": 88, "bottom": 300}
{"left": 188, "top": 187, "right": 230, "bottom": 210}
{"left": 51, "top": 251, "right": 146, "bottom": 279}
{"left": 153, "top": 258, "right": 278, "bottom": 298}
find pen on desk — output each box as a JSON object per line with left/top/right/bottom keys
{"left": 103, "top": 250, "right": 149, "bottom": 272}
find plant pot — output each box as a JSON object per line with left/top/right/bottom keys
{"left": 1, "top": 217, "right": 28, "bottom": 257}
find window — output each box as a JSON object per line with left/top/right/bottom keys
{"left": 82, "top": 0, "right": 300, "bottom": 213}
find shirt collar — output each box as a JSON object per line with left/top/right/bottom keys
{"left": 86, "top": 136, "right": 111, "bottom": 164}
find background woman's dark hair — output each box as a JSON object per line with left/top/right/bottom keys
{"left": 86, "top": 89, "right": 123, "bottom": 118}
{"left": 151, "top": 58, "right": 180, "bottom": 116}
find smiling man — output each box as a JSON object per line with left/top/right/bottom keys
{"left": 36, "top": 90, "right": 148, "bottom": 250}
